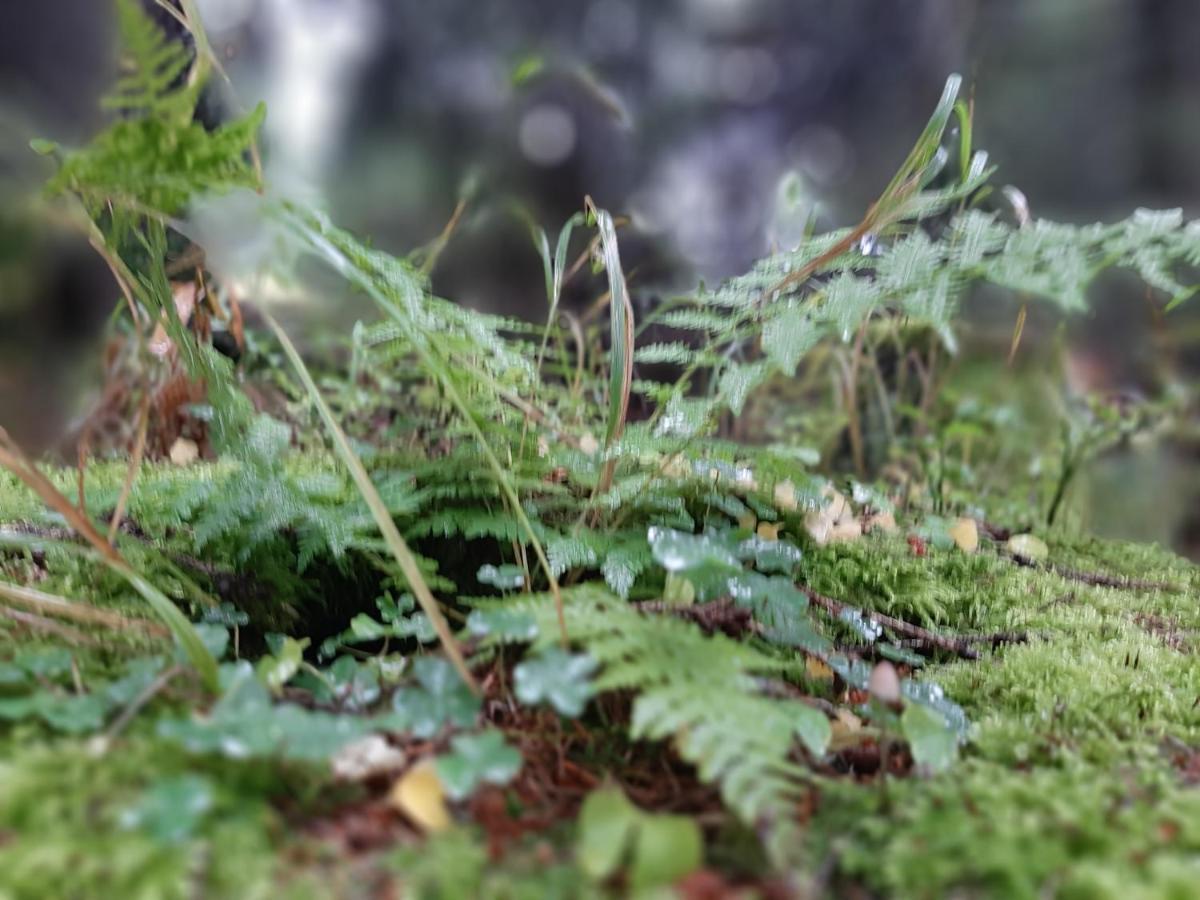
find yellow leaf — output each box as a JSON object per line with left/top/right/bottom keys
{"left": 738, "top": 513, "right": 758, "bottom": 531}
{"left": 949, "top": 517, "right": 978, "bottom": 553}
{"left": 389, "top": 760, "right": 451, "bottom": 833}
{"left": 829, "top": 709, "right": 864, "bottom": 750}
{"left": 863, "top": 511, "right": 897, "bottom": 534}
{"left": 805, "top": 657, "right": 833, "bottom": 681}
{"left": 756, "top": 521, "right": 780, "bottom": 541}
{"left": 774, "top": 479, "right": 797, "bottom": 511}
{"left": 169, "top": 437, "right": 199, "bottom": 466}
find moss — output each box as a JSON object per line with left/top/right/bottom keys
{"left": 938, "top": 632, "right": 1199, "bottom": 765}
{"left": 799, "top": 532, "right": 1039, "bottom": 630}
{"left": 0, "top": 735, "right": 330, "bottom": 899}
{"left": 810, "top": 758, "right": 1200, "bottom": 900}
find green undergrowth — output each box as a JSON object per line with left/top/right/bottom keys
{"left": 0, "top": 735, "right": 319, "bottom": 899}
{"left": 3, "top": 2, "right": 1200, "bottom": 897}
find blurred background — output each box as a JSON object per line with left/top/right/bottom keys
{"left": 1, "top": 0, "right": 1198, "bottom": 553}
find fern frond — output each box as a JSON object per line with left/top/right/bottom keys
{"left": 480, "top": 585, "right": 830, "bottom": 864}
{"left": 105, "top": 0, "right": 196, "bottom": 118}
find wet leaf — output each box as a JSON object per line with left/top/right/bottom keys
{"left": 119, "top": 775, "right": 214, "bottom": 845}
{"left": 466, "top": 607, "right": 539, "bottom": 641}
{"left": 576, "top": 786, "right": 639, "bottom": 880}
{"left": 477, "top": 563, "right": 526, "bottom": 591}
{"left": 390, "top": 657, "right": 479, "bottom": 738}
{"left": 736, "top": 534, "right": 803, "bottom": 574}
{"left": 514, "top": 648, "right": 598, "bottom": 716}
{"left": 901, "top": 702, "right": 958, "bottom": 773}
{"left": 157, "top": 662, "right": 373, "bottom": 761}
{"left": 435, "top": 731, "right": 522, "bottom": 800}
{"left": 648, "top": 526, "right": 739, "bottom": 574}
{"left": 629, "top": 813, "right": 703, "bottom": 891}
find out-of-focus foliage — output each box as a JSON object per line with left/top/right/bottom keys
{"left": 2, "top": 3, "right": 1199, "bottom": 898}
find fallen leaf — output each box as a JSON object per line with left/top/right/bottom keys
{"left": 829, "top": 708, "right": 864, "bottom": 750}
{"left": 828, "top": 518, "right": 863, "bottom": 543}
{"left": 863, "top": 510, "right": 898, "bottom": 534}
{"left": 804, "top": 485, "right": 859, "bottom": 545}
{"left": 756, "top": 521, "right": 780, "bottom": 541}
{"left": 1006, "top": 533, "right": 1048, "bottom": 562}
{"left": 169, "top": 437, "right": 199, "bottom": 466}
{"left": 389, "top": 760, "right": 451, "bottom": 833}
{"left": 774, "top": 479, "right": 798, "bottom": 511}
{"left": 331, "top": 735, "right": 406, "bottom": 782}
{"left": 949, "top": 517, "right": 978, "bottom": 553}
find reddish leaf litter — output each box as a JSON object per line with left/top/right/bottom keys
{"left": 285, "top": 661, "right": 810, "bottom": 896}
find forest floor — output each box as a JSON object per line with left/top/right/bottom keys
{"left": 2, "top": 459, "right": 1198, "bottom": 899}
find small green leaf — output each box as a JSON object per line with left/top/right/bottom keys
{"left": 157, "top": 662, "right": 373, "bottom": 761}
{"left": 434, "top": 731, "right": 523, "bottom": 800}
{"left": 348, "top": 614, "right": 389, "bottom": 640}
{"left": 648, "top": 526, "right": 739, "bottom": 574}
{"left": 511, "top": 54, "right": 546, "bottom": 86}
{"left": 793, "top": 703, "right": 832, "bottom": 757}
{"left": 629, "top": 813, "right": 703, "bottom": 891}
{"left": 901, "top": 701, "right": 958, "bottom": 773}
{"left": 736, "top": 535, "right": 803, "bottom": 574}
{"left": 120, "top": 775, "right": 214, "bottom": 845}
{"left": 514, "top": 649, "right": 598, "bottom": 716}
{"left": 466, "top": 608, "right": 540, "bottom": 641}
{"left": 477, "top": 563, "right": 526, "bottom": 591}
{"left": 256, "top": 636, "right": 309, "bottom": 694}
{"left": 391, "top": 657, "right": 479, "bottom": 738}
{"left": 576, "top": 786, "right": 639, "bottom": 881}
{"left": 29, "top": 138, "right": 59, "bottom": 156}
{"left": 38, "top": 693, "right": 109, "bottom": 733}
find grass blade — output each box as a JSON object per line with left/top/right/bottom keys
{"left": 0, "top": 429, "right": 219, "bottom": 690}
{"left": 586, "top": 198, "right": 635, "bottom": 449}
{"left": 265, "top": 313, "right": 480, "bottom": 694}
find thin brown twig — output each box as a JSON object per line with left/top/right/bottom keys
{"left": 0, "top": 430, "right": 120, "bottom": 565}
{"left": 0, "top": 604, "right": 99, "bottom": 646}
{"left": 0, "top": 579, "right": 167, "bottom": 635}
{"left": 1007, "top": 553, "right": 1181, "bottom": 593}
{"left": 104, "top": 664, "right": 185, "bottom": 741}
{"left": 800, "top": 585, "right": 981, "bottom": 660}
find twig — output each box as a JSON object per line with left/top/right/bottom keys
{"left": 0, "top": 579, "right": 167, "bottom": 635}
{"left": 632, "top": 598, "right": 756, "bottom": 637}
{"left": 1007, "top": 554, "right": 1181, "bottom": 593}
{"left": 0, "top": 604, "right": 99, "bottom": 646}
{"left": 104, "top": 664, "right": 185, "bottom": 741}
{"left": 800, "top": 586, "right": 981, "bottom": 660}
